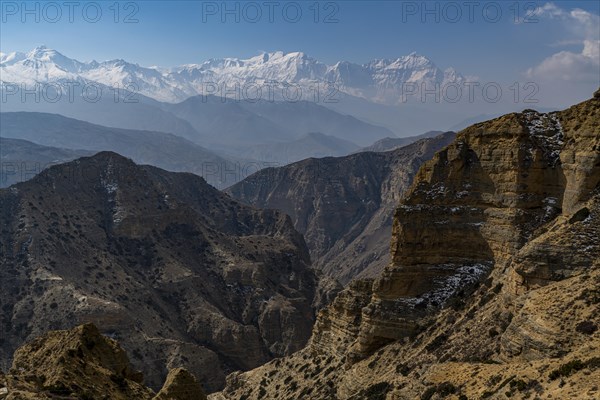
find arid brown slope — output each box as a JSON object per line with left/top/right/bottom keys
{"left": 154, "top": 368, "right": 207, "bottom": 400}
{"left": 213, "top": 91, "right": 599, "bottom": 399}
{"left": 227, "top": 132, "right": 456, "bottom": 284}
{"left": 0, "top": 323, "right": 206, "bottom": 399}
{"left": 0, "top": 152, "right": 319, "bottom": 392}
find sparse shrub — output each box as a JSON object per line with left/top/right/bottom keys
{"left": 481, "top": 358, "right": 500, "bottom": 365}
{"left": 323, "top": 366, "right": 335, "bottom": 376}
{"left": 575, "top": 320, "right": 597, "bottom": 335}
{"left": 110, "top": 373, "right": 127, "bottom": 388}
{"left": 578, "top": 288, "right": 600, "bottom": 305}
{"left": 46, "top": 383, "right": 71, "bottom": 395}
{"left": 425, "top": 333, "right": 448, "bottom": 352}
{"left": 586, "top": 357, "right": 600, "bottom": 369}
{"left": 549, "top": 359, "right": 585, "bottom": 380}
{"left": 419, "top": 382, "right": 457, "bottom": 400}
{"left": 359, "top": 382, "right": 391, "bottom": 400}
{"left": 396, "top": 363, "right": 411, "bottom": 376}
{"left": 421, "top": 386, "right": 436, "bottom": 400}
{"left": 488, "top": 375, "right": 502, "bottom": 386}
{"left": 509, "top": 379, "right": 529, "bottom": 391}
{"left": 478, "top": 292, "right": 494, "bottom": 307}
{"left": 439, "top": 382, "right": 456, "bottom": 396}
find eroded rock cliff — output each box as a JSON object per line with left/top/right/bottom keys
{"left": 227, "top": 132, "right": 456, "bottom": 284}
{"left": 213, "top": 91, "right": 599, "bottom": 399}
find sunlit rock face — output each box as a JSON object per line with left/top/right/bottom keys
{"left": 212, "top": 91, "right": 599, "bottom": 400}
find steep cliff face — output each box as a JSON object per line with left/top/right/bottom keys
{"left": 213, "top": 91, "right": 599, "bottom": 399}
{"left": 227, "top": 132, "right": 456, "bottom": 284}
{"left": 0, "top": 152, "right": 319, "bottom": 392}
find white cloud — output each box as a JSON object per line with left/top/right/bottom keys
{"left": 534, "top": 3, "right": 599, "bottom": 38}
{"left": 527, "top": 40, "right": 599, "bottom": 82}
{"left": 526, "top": 3, "right": 600, "bottom": 83}
{"left": 582, "top": 40, "right": 600, "bottom": 60}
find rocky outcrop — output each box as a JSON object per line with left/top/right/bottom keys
{"left": 0, "top": 324, "right": 207, "bottom": 400}
{"left": 154, "top": 368, "right": 207, "bottom": 400}
{"left": 0, "top": 152, "right": 319, "bottom": 392}
{"left": 309, "top": 279, "right": 374, "bottom": 357}
{"left": 214, "top": 91, "right": 599, "bottom": 399}
{"left": 227, "top": 132, "right": 456, "bottom": 284}
{"left": 2, "top": 323, "right": 153, "bottom": 399}
{"left": 335, "top": 90, "right": 599, "bottom": 362}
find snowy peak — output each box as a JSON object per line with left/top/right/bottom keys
{"left": 367, "top": 52, "right": 432, "bottom": 69}
{"left": 247, "top": 51, "right": 309, "bottom": 64}
{"left": 325, "top": 53, "right": 463, "bottom": 102}
{"left": 0, "top": 51, "right": 26, "bottom": 65}
{"left": 365, "top": 53, "right": 442, "bottom": 82}
{"left": 1, "top": 45, "right": 90, "bottom": 84}
{"left": 177, "top": 50, "right": 327, "bottom": 81}
{"left": 26, "top": 45, "right": 52, "bottom": 58}
{"left": 24, "top": 46, "right": 86, "bottom": 72}
{"left": 1, "top": 46, "right": 466, "bottom": 104}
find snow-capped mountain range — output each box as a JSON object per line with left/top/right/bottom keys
{"left": 1, "top": 46, "right": 466, "bottom": 104}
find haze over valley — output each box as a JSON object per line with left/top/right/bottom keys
{"left": 1, "top": 1, "right": 598, "bottom": 399}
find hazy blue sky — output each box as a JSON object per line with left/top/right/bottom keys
{"left": 1, "top": 1, "right": 599, "bottom": 83}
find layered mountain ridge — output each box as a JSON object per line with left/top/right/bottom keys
{"left": 1, "top": 46, "right": 465, "bottom": 105}
{"left": 220, "top": 132, "right": 360, "bottom": 165}
{"left": 161, "top": 95, "right": 394, "bottom": 147}
{"left": 213, "top": 90, "right": 600, "bottom": 399}
{"left": 0, "top": 112, "right": 235, "bottom": 188}
{"left": 227, "top": 132, "right": 457, "bottom": 284}
{"left": 358, "top": 130, "right": 447, "bottom": 153}
{"left": 0, "top": 152, "right": 328, "bottom": 392}
{"left": 0, "top": 137, "right": 92, "bottom": 188}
